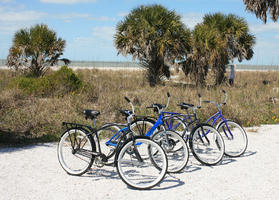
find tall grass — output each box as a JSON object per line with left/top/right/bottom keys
{"left": 0, "top": 68, "right": 279, "bottom": 144}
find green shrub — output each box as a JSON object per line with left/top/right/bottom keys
{"left": 48, "top": 66, "right": 82, "bottom": 93}
{"left": 9, "top": 66, "right": 82, "bottom": 96}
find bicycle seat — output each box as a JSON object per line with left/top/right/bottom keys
{"left": 152, "top": 103, "right": 166, "bottom": 110}
{"left": 83, "top": 110, "right": 100, "bottom": 120}
{"left": 146, "top": 103, "right": 166, "bottom": 113}
{"left": 177, "top": 102, "right": 194, "bottom": 110}
{"left": 119, "top": 109, "right": 132, "bottom": 118}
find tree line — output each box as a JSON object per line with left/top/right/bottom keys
{"left": 7, "top": 1, "right": 279, "bottom": 86}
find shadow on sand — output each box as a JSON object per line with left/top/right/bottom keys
{"left": 0, "top": 142, "right": 56, "bottom": 153}
{"left": 78, "top": 149, "right": 257, "bottom": 190}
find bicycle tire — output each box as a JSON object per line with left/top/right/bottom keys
{"left": 115, "top": 136, "right": 168, "bottom": 190}
{"left": 151, "top": 130, "right": 189, "bottom": 173}
{"left": 217, "top": 120, "right": 248, "bottom": 157}
{"left": 57, "top": 128, "right": 95, "bottom": 176}
{"left": 130, "top": 118, "right": 160, "bottom": 136}
{"left": 189, "top": 124, "right": 224, "bottom": 166}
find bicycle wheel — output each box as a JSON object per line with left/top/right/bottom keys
{"left": 116, "top": 136, "right": 167, "bottom": 190}
{"left": 151, "top": 130, "right": 189, "bottom": 173}
{"left": 57, "top": 128, "right": 95, "bottom": 176}
{"left": 164, "top": 116, "right": 187, "bottom": 136}
{"left": 189, "top": 124, "right": 224, "bottom": 166}
{"left": 163, "top": 116, "right": 192, "bottom": 139}
{"left": 96, "top": 124, "right": 122, "bottom": 165}
{"left": 130, "top": 118, "right": 160, "bottom": 136}
{"left": 217, "top": 120, "right": 248, "bottom": 157}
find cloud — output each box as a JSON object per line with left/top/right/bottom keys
{"left": 0, "top": 7, "right": 47, "bottom": 34}
{"left": 67, "top": 26, "right": 115, "bottom": 50}
{"left": 53, "top": 13, "right": 115, "bottom": 22}
{"left": 0, "top": 0, "right": 15, "bottom": 3}
{"left": 250, "top": 22, "right": 279, "bottom": 33}
{"left": 182, "top": 13, "right": 204, "bottom": 29}
{"left": 93, "top": 26, "right": 115, "bottom": 41}
{"left": 40, "top": 0, "right": 96, "bottom": 4}
{"left": 0, "top": 10, "right": 47, "bottom": 22}
{"left": 117, "top": 12, "right": 129, "bottom": 17}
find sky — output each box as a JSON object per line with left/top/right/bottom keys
{"left": 0, "top": 0, "right": 279, "bottom": 65}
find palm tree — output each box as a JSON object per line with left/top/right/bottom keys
{"left": 243, "top": 0, "right": 279, "bottom": 23}
{"left": 7, "top": 24, "right": 69, "bottom": 77}
{"left": 183, "top": 13, "right": 255, "bottom": 85}
{"left": 114, "top": 4, "right": 191, "bottom": 86}
{"left": 181, "top": 24, "right": 214, "bottom": 86}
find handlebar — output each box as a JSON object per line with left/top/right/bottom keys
{"left": 221, "top": 89, "right": 227, "bottom": 105}
{"left": 197, "top": 93, "right": 202, "bottom": 108}
{"left": 146, "top": 92, "right": 170, "bottom": 113}
{"left": 124, "top": 96, "right": 130, "bottom": 103}
{"left": 199, "top": 89, "right": 228, "bottom": 108}
{"left": 124, "top": 96, "right": 135, "bottom": 115}
{"left": 166, "top": 92, "right": 170, "bottom": 110}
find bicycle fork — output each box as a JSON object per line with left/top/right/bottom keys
{"left": 132, "top": 137, "right": 143, "bottom": 163}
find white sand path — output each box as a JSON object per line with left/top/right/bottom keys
{"left": 0, "top": 125, "right": 279, "bottom": 200}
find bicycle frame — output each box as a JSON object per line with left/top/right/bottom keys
{"left": 162, "top": 111, "right": 197, "bottom": 132}
{"left": 145, "top": 114, "right": 164, "bottom": 136}
{"left": 206, "top": 110, "right": 234, "bottom": 139}
{"left": 105, "top": 114, "right": 163, "bottom": 147}
{"left": 163, "top": 90, "right": 234, "bottom": 139}
{"left": 62, "top": 108, "right": 136, "bottom": 163}
{"left": 105, "top": 126, "right": 129, "bottom": 147}
{"left": 206, "top": 111, "right": 225, "bottom": 126}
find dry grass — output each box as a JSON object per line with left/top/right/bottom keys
{"left": 1, "top": 68, "right": 279, "bottom": 144}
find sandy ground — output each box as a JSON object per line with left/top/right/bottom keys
{"left": 0, "top": 66, "right": 142, "bottom": 71}
{"left": 0, "top": 125, "right": 279, "bottom": 200}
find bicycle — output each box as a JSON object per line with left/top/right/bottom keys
{"left": 57, "top": 97, "right": 168, "bottom": 190}
{"left": 202, "top": 90, "right": 248, "bottom": 157}
{"left": 98, "top": 95, "right": 189, "bottom": 173}
{"left": 162, "top": 90, "right": 247, "bottom": 158}
{"left": 131, "top": 93, "right": 225, "bottom": 166}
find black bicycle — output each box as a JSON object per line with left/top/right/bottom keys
{"left": 57, "top": 97, "right": 168, "bottom": 190}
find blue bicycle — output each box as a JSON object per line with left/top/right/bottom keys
{"left": 130, "top": 93, "right": 225, "bottom": 166}
{"left": 162, "top": 90, "right": 247, "bottom": 158}
{"left": 202, "top": 90, "right": 248, "bottom": 157}
{"left": 100, "top": 95, "right": 189, "bottom": 173}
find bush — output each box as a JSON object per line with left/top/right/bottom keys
{"left": 9, "top": 66, "right": 82, "bottom": 96}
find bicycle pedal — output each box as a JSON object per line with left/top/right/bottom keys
{"left": 95, "top": 158, "right": 104, "bottom": 168}
{"left": 100, "top": 153, "right": 108, "bottom": 162}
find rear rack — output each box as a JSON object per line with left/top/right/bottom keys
{"left": 62, "top": 122, "right": 95, "bottom": 133}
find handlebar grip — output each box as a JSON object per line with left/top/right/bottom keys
{"left": 167, "top": 92, "right": 170, "bottom": 97}
{"left": 221, "top": 89, "right": 226, "bottom": 94}
{"left": 203, "top": 100, "right": 211, "bottom": 103}
{"left": 124, "top": 96, "right": 130, "bottom": 103}
{"left": 198, "top": 93, "right": 201, "bottom": 98}
{"left": 146, "top": 106, "right": 153, "bottom": 109}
